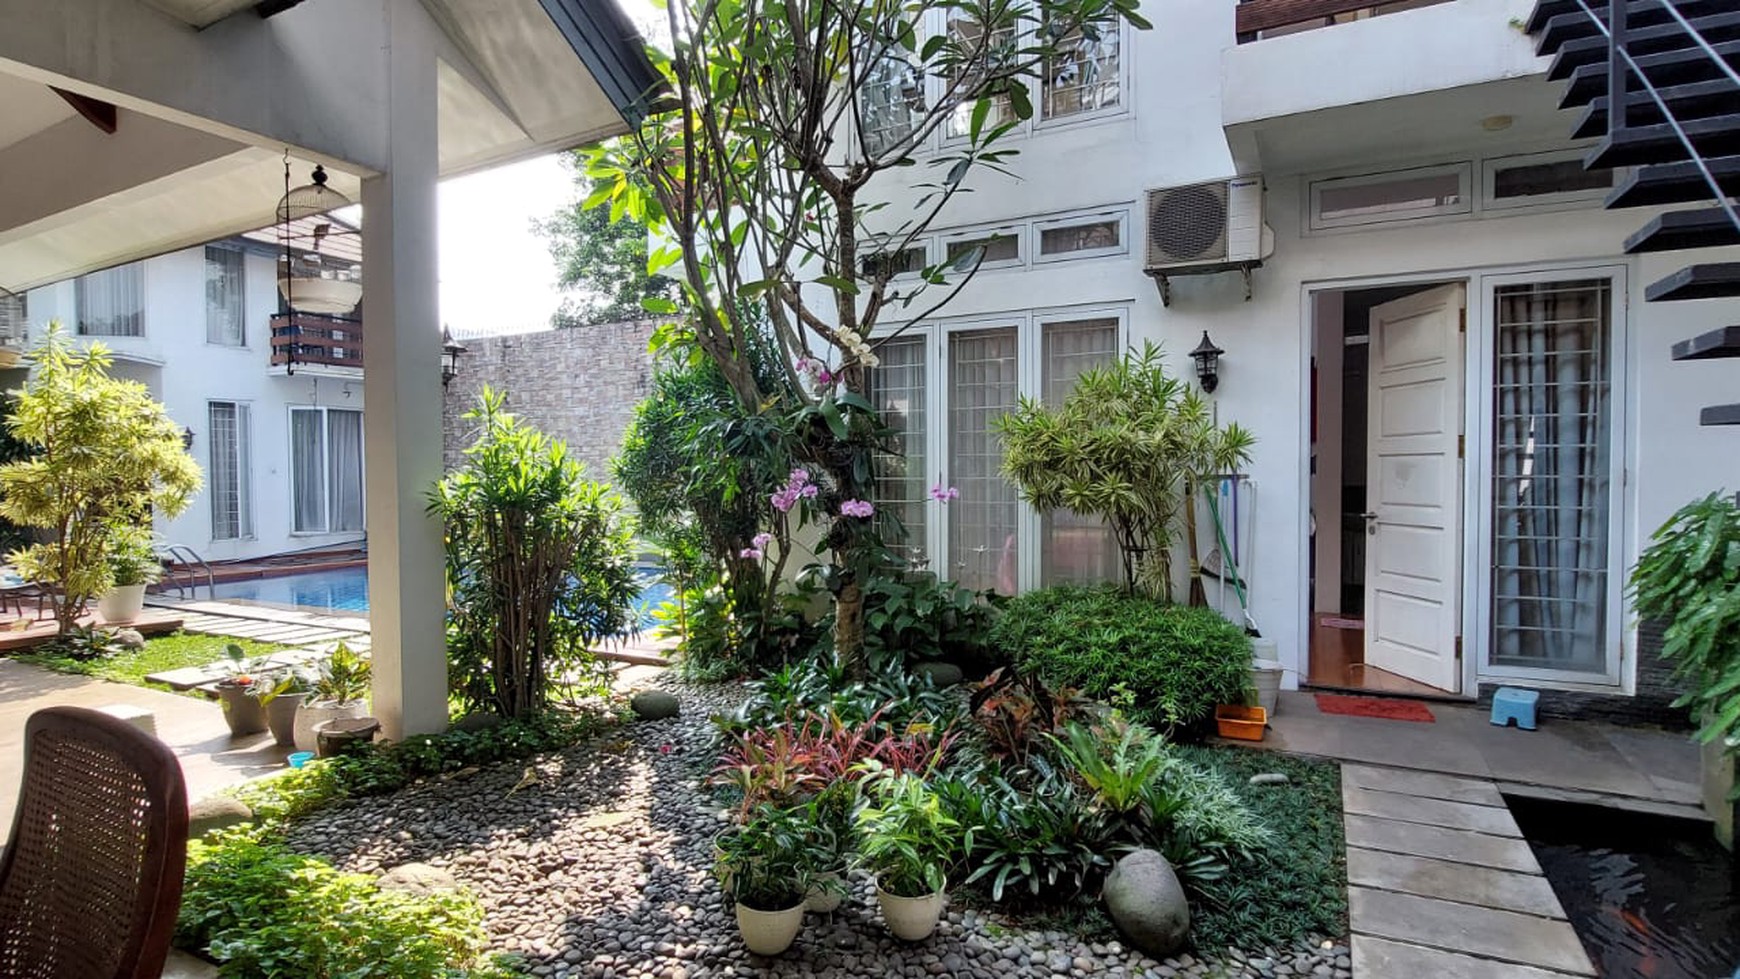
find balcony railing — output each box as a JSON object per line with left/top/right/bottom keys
{"left": 1236, "top": 0, "right": 1456, "bottom": 42}
{"left": 269, "top": 312, "right": 364, "bottom": 370}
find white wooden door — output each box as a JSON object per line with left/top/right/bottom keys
{"left": 1363, "top": 285, "right": 1465, "bottom": 692}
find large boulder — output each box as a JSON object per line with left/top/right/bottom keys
{"left": 188, "top": 796, "right": 254, "bottom": 837}
{"left": 378, "top": 862, "right": 460, "bottom": 897}
{"left": 1102, "top": 848, "right": 1190, "bottom": 958}
{"left": 913, "top": 661, "right": 965, "bottom": 688}
{"left": 453, "top": 711, "right": 504, "bottom": 734}
{"left": 630, "top": 690, "right": 681, "bottom": 720}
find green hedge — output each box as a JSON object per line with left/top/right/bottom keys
{"left": 991, "top": 586, "right": 1252, "bottom": 736}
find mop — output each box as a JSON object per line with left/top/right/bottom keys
{"left": 1201, "top": 476, "right": 1261, "bottom": 638}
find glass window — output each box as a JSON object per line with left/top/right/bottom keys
{"left": 208, "top": 402, "right": 254, "bottom": 541}
{"left": 944, "top": 14, "right": 1016, "bottom": 139}
{"left": 1311, "top": 166, "right": 1471, "bottom": 229}
{"left": 869, "top": 337, "right": 929, "bottom": 566}
{"left": 1492, "top": 159, "right": 1612, "bottom": 200}
{"left": 948, "top": 328, "right": 1020, "bottom": 594}
{"left": 861, "top": 53, "right": 927, "bottom": 158}
{"left": 1040, "top": 319, "right": 1121, "bottom": 585}
{"left": 290, "top": 407, "right": 365, "bottom": 534}
{"left": 861, "top": 246, "right": 928, "bottom": 279}
{"left": 1038, "top": 216, "right": 1122, "bottom": 258}
{"left": 1490, "top": 280, "right": 1612, "bottom": 673}
{"left": 945, "top": 233, "right": 1020, "bottom": 266}
{"left": 75, "top": 263, "right": 144, "bottom": 337}
{"left": 205, "top": 245, "right": 246, "bottom": 346}
{"left": 1043, "top": 23, "right": 1120, "bottom": 119}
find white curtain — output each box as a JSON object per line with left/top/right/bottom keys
{"left": 327, "top": 409, "right": 365, "bottom": 532}
{"left": 75, "top": 263, "right": 144, "bottom": 337}
{"left": 870, "top": 337, "right": 928, "bottom": 566}
{"left": 1491, "top": 280, "right": 1611, "bottom": 672}
{"left": 205, "top": 246, "right": 245, "bottom": 346}
{"left": 291, "top": 409, "right": 327, "bottom": 533}
{"left": 948, "top": 328, "right": 1020, "bottom": 594}
{"left": 1041, "top": 318, "right": 1121, "bottom": 585}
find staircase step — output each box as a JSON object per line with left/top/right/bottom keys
{"left": 1533, "top": 1, "right": 1734, "bottom": 56}
{"left": 1561, "top": 41, "right": 1740, "bottom": 109}
{"left": 1584, "top": 114, "right": 1740, "bottom": 170}
{"left": 1574, "top": 79, "right": 1740, "bottom": 138}
{"left": 1624, "top": 208, "right": 1740, "bottom": 253}
{"left": 1672, "top": 325, "right": 1740, "bottom": 360}
{"left": 1701, "top": 403, "right": 1740, "bottom": 426}
{"left": 1645, "top": 262, "right": 1740, "bottom": 301}
{"left": 1607, "top": 156, "right": 1740, "bottom": 208}
{"left": 1550, "top": 13, "right": 1740, "bottom": 81}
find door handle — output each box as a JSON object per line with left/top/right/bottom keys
{"left": 1362, "top": 511, "right": 1380, "bottom": 535}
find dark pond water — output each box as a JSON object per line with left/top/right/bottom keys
{"left": 1509, "top": 796, "right": 1739, "bottom": 979}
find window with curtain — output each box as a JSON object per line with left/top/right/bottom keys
{"left": 869, "top": 337, "right": 928, "bottom": 566}
{"left": 948, "top": 328, "right": 1020, "bottom": 594}
{"left": 75, "top": 263, "right": 144, "bottom": 337}
{"left": 290, "top": 407, "right": 365, "bottom": 534}
{"left": 208, "top": 402, "right": 254, "bottom": 541}
{"left": 205, "top": 245, "right": 246, "bottom": 346}
{"left": 1490, "top": 279, "right": 1612, "bottom": 673}
{"left": 1040, "top": 318, "right": 1121, "bottom": 585}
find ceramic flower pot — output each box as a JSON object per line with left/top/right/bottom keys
{"left": 734, "top": 900, "right": 805, "bottom": 956}
{"left": 266, "top": 692, "right": 307, "bottom": 747}
{"left": 216, "top": 682, "right": 268, "bottom": 738}
{"left": 97, "top": 584, "right": 146, "bottom": 624}
{"left": 804, "top": 871, "right": 844, "bottom": 913}
{"left": 294, "top": 699, "right": 365, "bottom": 753}
{"left": 875, "top": 882, "right": 946, "bottom": 941}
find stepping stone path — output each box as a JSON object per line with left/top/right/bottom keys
{"left": 1340, "top": 764, "right": 1595, "bottom": 978}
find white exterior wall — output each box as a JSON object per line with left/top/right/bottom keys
{"left": 862, "top": 0, "right": 1740, "bottom": 695}
{"left": 24, "top": 246, "right": 367, "bottom": 563}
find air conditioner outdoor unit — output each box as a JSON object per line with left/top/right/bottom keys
{"left": 1143, "top": 176, "right": 1271, "bottom": 305}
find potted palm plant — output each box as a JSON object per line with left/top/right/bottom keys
{"left": 97, "top": 528, "right": 160, "bottom": 624}
{"left": 294, "top": 641, "right": 371, "bottom": 752}
{"left": 251, "top": 665, "right": 313, "bottom": 747}
{"left": 855, "top": 770, "right": 961, "bottom": 941}
{"left": 716, "top": 804, "right": 821, "bottom": 956}
{"left": 214, "top": 643, "right": 270, "bottom": 738}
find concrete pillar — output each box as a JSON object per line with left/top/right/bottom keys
{"left": 361, "top": 0, "right": 446, "bottom": 739}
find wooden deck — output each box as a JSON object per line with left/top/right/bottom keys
{"left": 0, "top": 608, "right": 184, "bottom": 652}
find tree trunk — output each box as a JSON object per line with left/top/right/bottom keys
{"left": 834, "top": 577, "right": 866, "bottom": 681}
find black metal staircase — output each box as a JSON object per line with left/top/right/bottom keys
{"left": 1528, "top": 0, "right": 1740, "bottom": 426}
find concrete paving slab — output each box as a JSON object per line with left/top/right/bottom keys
{"left": 1342, "top": 764, "right": 1508, "bottom": 807}
{"left": 1344, "top": 813, "right": 1541, "bottom": 873}
{"left": 1353, "top": 936, "right": 1589, "bottom": 979}
{"left": 1343, "top": 784, "right": 1523, "bottom": 836}
{"left": 162, "top": 949, "right": 221, "bottom": 978}
{"left": 1349, "top": 887, "right": 1594, "bottom": 975}
{"left": 1346, "top": 847, "right": 1565, "bottom": 918}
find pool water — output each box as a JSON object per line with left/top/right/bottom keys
{"left": 1510, "top": 796, "right": 1738, "bottom": 979}
{"left": 208, "top": 564, "right": 671, "bottom": 633}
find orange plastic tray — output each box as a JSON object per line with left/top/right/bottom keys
{"left": 1215, "top": 704, "right": 1268, "bottom": 741}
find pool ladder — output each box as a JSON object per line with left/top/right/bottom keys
{"left": 158, "top": 545, "right": 216, "bottom": 601}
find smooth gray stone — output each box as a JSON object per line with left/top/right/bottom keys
{"left": 1101, "top": 849, "right": 1189, "bottom": 959}
{"left": 631, "top": 690, "right": 681, "bottom": 720}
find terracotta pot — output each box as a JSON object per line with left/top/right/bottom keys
{"left": 875, "top": 881, "right": 945, "bottom": 941}
{"left": 216, "top": 683, "right": 268, "bottom": 738}
{"left": 734, "top": 900, "right": 805, "bottom": 956}
{"left": 97, "top": 584, "right": 146, "bottom": 624}
{"left": 294, "top": 699, "right": 365, "bottom": 753}
{"left": 266, "top": 692, "right": 306, "bottom": 747}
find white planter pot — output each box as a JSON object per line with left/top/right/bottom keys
{"left": 804, "top": 872, "right": 843, "bottom": 913}
{"left": 1250, "top": 658, "right": 1284, "bottom": 717}
{"left": 875, "top": 882, "right": 946, "bottom": 941}
{"left": 97, "top": 584, "right": 147, "bottom": 624}
{"left": 734, "top": 900, "right": 805, "bottom": 956}
{"left": 294, "top": 699, "right": 365, "bottom": 753}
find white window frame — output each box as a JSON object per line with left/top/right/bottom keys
{"left": 1033, "top": 208, "right": 1129, "bottom": 263}
{"left": 930, "top": 11, "right": 1129, "bottom": 148}
{"left": 941, "top": 225, "right": 1026, "bottom": 272}
{"left": 1308, "top": 162, "right": 1473, "bottom": 232}
{"left": 1481, "top": 149, "right": 1617, "bottom": 213}
{"left": 288, "top": 405, "right": 367, "bottom": 536}
{"left": 207, "top": 400, "right": 255, "bottom": 542}
{"left": 862, "top": 238, "right": 934, "bottom": 280}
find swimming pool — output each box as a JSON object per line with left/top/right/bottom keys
{"left": 208, "top": 565, "right": 672, "bottom": 632}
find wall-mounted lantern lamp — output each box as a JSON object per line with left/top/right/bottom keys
{"left": 181, "top": 426, "right": 195, "bottom": 450}
{"left": 1190, "top": 330, "right": 1224, "bottom": 394}
{"left": 441, "top": 326, "right": 467, "bottom": 387}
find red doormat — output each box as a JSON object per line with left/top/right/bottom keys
{"left": 1314, "top": 693, "right": 1435, "bottom": 723}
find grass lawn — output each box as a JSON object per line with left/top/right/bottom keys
{"left": 12, "top": 632, "right": 283, "bottom": 694}
{"left": 1178, "top": 744, "right": 1348, "bottom": 949}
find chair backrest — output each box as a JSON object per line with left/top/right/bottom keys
{"left": 0, "top": 706, "right": 189, "bottom": 979}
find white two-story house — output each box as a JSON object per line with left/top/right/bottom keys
{"left": 859, "top": 0, "right": 1738, "bottom": 720}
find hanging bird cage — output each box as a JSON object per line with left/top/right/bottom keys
{"left": 275, "top": 157, "right": 362, "bottom": 373}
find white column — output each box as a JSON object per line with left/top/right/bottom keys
{"left": 361, "top": 0, "right": 446, "bottom": 739}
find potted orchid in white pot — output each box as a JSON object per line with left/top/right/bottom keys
{"left": 855, "top": 769, "right": 961, "bottom": 941}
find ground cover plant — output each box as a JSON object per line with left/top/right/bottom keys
{"left": 991, "top": 585, "right": 1252, "bottom": 736}
{"left": 13, "top": 632, "right": 277, "bottom": 692}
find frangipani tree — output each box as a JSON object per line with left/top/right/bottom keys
{"left": 0, "top": 324, "right": 201, "bottom": 634}
{"left": 996, "top": 343, "right": 1254, "bottom": 602}
{"left": 590, "top": 0, "right": 1149, "bottom": 676}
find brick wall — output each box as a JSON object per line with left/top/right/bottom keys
{"left": 441, "top": 321, "right": 657, "bottom": 482}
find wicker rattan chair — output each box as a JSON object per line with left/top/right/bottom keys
{"left": 0, "top": 705, "right": 189, "bottom": 979}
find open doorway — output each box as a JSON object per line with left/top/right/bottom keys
{"left": 1309, "top": 280, "right": 1467, "bottom": 696}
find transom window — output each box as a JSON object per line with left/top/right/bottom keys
{"left": 945, "top": 231, "right": 1021, "bottom": 267}
{"left": 1311, "top": 165, "right": 1471, "bottom": 230}
{"left": 1036, "top": 212, "right": 1125, "bottom": 260}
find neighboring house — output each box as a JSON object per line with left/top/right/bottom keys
{"left": 21, "top": 227, "right": 369, "bottom": 564}
{"left": 858, "top": 0, "right": 1737, "bottom": 718}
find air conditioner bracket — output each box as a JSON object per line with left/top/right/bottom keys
{"left": 1145, "top": 260, "right": 1262, "bottom": 307}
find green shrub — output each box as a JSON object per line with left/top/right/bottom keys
{"left": 821, "top": 571, "right": 1003, "bottom": 674}
{"left": 177, "top": 829, "right": 511, "bottom": 978}
{"left": 992, "top": 586, "right": 1252, "bottom": 735}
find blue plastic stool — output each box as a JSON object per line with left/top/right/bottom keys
{"left": 1490, "top": 687, "right": 1539, "bottom": 730}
